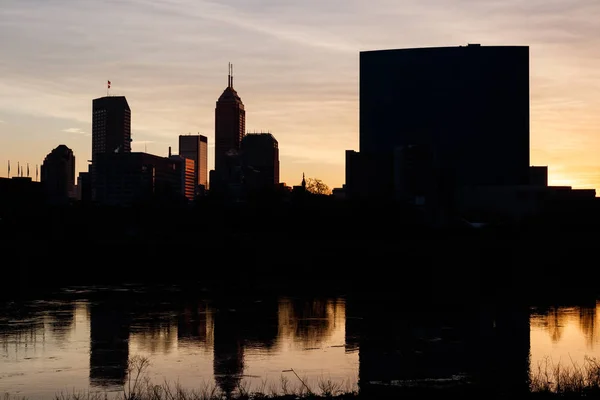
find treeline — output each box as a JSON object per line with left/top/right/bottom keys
{"left": 1, "top": 198, "right": 600, "bottom": 302}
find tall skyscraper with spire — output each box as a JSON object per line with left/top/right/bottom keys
{"left": 214, "top": 63, "right": 245, "bottom": 181}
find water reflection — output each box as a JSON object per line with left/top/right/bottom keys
{"left": 177, "top": 301, "right": 214, "bottom": 352}
{"left": 0, "top": 300, "right": 89, "bottom": 398}
{"left": 1, "top": 289, "right": 540, "bottom": 400}
{"left": 46, "top": 301, "right": 76, "bottom": 346}
{"left": 278, "top": 298, "right": 345, "bottom": 350}
{"left": 530, "top": 301, "right": 600, "bottom": 372}
{"left": 213, "top": 308, "right": 245, "bottom": 397}
{"left": 89, "top": 300, "right": 130, "bottom": 387}
{"left": 531, "top": 303, "right": 599, "bottom": 345}
{"left": 0, "top": 302, "right": 46, "bottom": 358}
{"left": 131, "top": 313, "right": 178, "bottom": 355}
{"left": 348, "top": 295, "right": 530, "bottom": 395}
{"left": 0, "top": 300, "right": 80, "bottom": 358}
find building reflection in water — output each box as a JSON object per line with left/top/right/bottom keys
{"left": 277, "top": 297, "right": 345, "bottom": 349}
{"left": 530, "top": 300, "right": 600, "bottom": 379}
{"left": 46, "top": 301, "right": 76, "bottom": 345}
{"left": 0, "top": 303, "right": 46, "bottom": 358}
{"left": 89, "top": 300, "right": 131, "bottom": 387}
{"left": 346, "top": 294, "right": 530, "bottom": 396}
{"left": 244, "top": 298, "right": 278, "bottom": 351}
{"left": 0, "top": 300, "right": 78, "bottom": 359}
{"left": 213, "top": 308, "right": 245, "bottom": 397}
{"left": 177, "top": 301, "right": 214, "bottom": 352}
{"left": 130, "top": 311, "right": 178, "bottom": 355}
{"left": 530, "top": 303, "right": 598, "bottom": 347}
{"left": 580, "top": 306, "right": 596, "bottom": 347}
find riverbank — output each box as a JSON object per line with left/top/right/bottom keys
{"left": 3, "top": 385, "right": 600, "bottom": 400}
{"left": 2, "top": 201, "right": 600, "bottom": 304}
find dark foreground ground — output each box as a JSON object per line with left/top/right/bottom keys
{"left": 1, "top": 200, "right": 598, "bottom": 304}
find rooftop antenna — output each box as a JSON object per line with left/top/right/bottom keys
{"left": 107, "top": 80, "right": 111, "bottom": 96}
{"left": 230, "top": 63, "right": 234, "bottom": 88}
{"left": 228, "top": 62, "right": 231, "bottom": 87}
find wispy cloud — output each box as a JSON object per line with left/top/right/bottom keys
{"left": 63, "top": 127, "right": 89, "bottom": 136}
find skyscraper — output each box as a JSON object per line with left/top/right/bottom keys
{"left": 91, "top": 96, "right": 132, "bottom": 202}
{"left": 92, "top": 96, "right": 132, "bottom": 160}
{"left": 179, "top": 134, "right": 208, "bottom": 190}
{"left": 350, "top": 44, "right": 530, "bottom": 201}
{"left": 41, "top": 144, "right": 76, "bottom": 204}
{"left": 214, "top": 63, "right": 245, "bottom": 183}
{"left": 241, "top": 133, "right": 280, "bottom": 190}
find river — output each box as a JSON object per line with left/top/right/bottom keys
{"left": 0, "top": 285, "right": 597, "bottom": 398}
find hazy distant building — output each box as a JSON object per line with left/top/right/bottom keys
{"left": 169, "top": 154, "right": 195, "bottom": 202}
{"left": 214, "top": 64, "right": 245, "bottom": 188}
{"left": 41, "top": 144, "right": 76, "bottom": 204}
{"left": 349, "top": 44, "right": 530, "bottom": 202}
{"left": 94, "top": 152, "right": 182, "bottom": 206}
{"left": 241, "top": 133, "right": 279, "bottom": 192}
{"left": 179, "top": 134, "right": 208, "bottom": 191}
{"left": 92, "top": 96, "right": 132, "bottom": 159}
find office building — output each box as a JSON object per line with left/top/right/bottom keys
{"left": 92, "top": 96, "right": 132, "bottom": 159}
{"left": 214, "top": 63, "right": 245, "bottom": 186}
{"left": 170, "top": 155, "right": 196, "bottom": 202}
{"left": 241, "top": 133, "right": 279, "bottom": 191}
{"left": 41, "top": 144, "right": 76, "bottom": 204}
{"left": 77, "top": 172, "right": 91, "bottom": 203}
{"left": 91, "top": 96, "right": 132, "bottom": 202}
{"left": 179, "top": 134, "right": 208, "bottom": 191}
{"left": 93, "top": 152, "right": 182, "bottom": 206}
{"left": 350, "top": 44, "right": 530, "bottom": 201}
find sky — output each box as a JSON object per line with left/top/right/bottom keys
{"left": 1, "top": 0, "right": 600, "bottom": 190}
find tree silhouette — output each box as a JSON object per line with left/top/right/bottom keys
{"left": 305, "top": 178, "right": 331, "bottom": 195}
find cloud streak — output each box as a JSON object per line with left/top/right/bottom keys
{"left": 63, "top": 127, "right": 88, "bottom": 135}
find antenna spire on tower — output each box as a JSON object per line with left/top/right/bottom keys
{"left": 230, "top": 63, "right": 234, "bottom": 88}
{"left": 228, "top": 62, "right": 231, "bottom": 87}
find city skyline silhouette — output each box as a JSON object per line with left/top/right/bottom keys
{"left": 3, "top": 2, "right": 600, "bottom": 398}
{"left": 1, "top": 0, "right": 600, "bottom": 191}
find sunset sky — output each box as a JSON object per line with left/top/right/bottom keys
{"left": 1, "top": 0, "right": 599, "bottom": 190}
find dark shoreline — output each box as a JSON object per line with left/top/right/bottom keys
{"left": 2, "top": 201, "right": 599, "bottom": 304}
